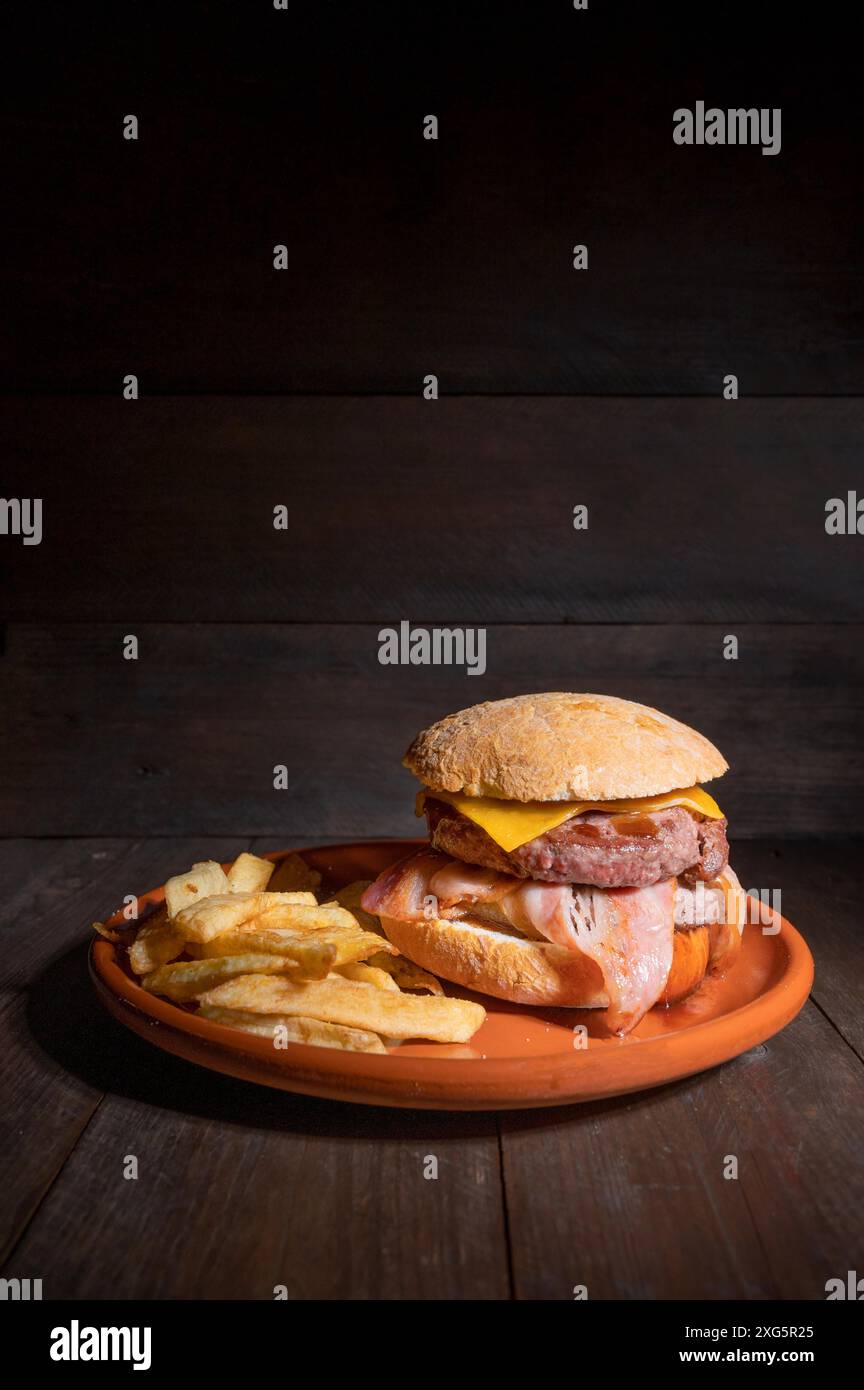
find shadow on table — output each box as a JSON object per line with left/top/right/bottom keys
{"left": 28, "top": 937, "right": 723, "bottom": 1141}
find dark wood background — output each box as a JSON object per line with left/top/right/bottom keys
{"left": 1, "top": 1, "right": 862, "bottom": 395}
{"left": 2, "top": 396, "right": 862, "bottom": 838}
{"left": 2, "top": 3, "right": 861, "bottom": 840}
{"left": 1, "top": 1, "right": 862, "bottom": 1305}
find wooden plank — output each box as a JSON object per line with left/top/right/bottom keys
{"left": 1, "top": 623, "right": 860, "bottom": 837}
{"left": 0, "top": 990, "right": 102, "bottom": 1271}
{"left": 501, "top": 1000, "right": 864, "bottom": 1299}
{"left": 0, "top": 834, "right": 506, "bottom": 1297}
{"left": 496, "top": 843, "right": 864, "bottom": 1300}
{"left": 2, "top": 10, "right": 860, "bottom": 393}
{"left": 1, "top": 837, "right": 856, "bottom": 1299}
{"left": 0, "top": 836, "right": 246, "bottom": 991}
{"left": 4, "top": 397, "right": 864, "bottom": 624}
{"left": 733, "top": 841, "right": 864, "bottom": 1062}
{"left": 0, "top": 837, "right": 247, "bottom": 1265}
{"left": 4, "top": 1074, "right": 508, "bottom": 1300}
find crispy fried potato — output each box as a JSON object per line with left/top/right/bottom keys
{"left": 142, "top": 954, "right": 304, "bottom": 1001}
{"left": 130, "top": 855, "right": 458, "bottom": 1056}
{"left": 333, "top": 880, "right": 382, "bottom": 934}
{"left": 172, "top": 891, "right": 323, "bottom": 942}
{"left": 187, "top": 931, "right": 338, "bottom": 979}
{"left": 250, "top": 902, "right": 359, "bottom": 934}
{"left": 267, "top": 852, "right": 322, "bottom": 892}
{"left": 263, "top": 891, "right": 318, "bottom": 906}
{"left": 319, "top": 930, "right": 398, "bottom": 967}
{"left": 197, "top": 1005, "right": 386, "bottom": 1053}
{"left": 199, "top": 973, "right": 486, "bottom": 1042}
{"left": 164, "top": 861, "right": 230, "bottom": 919}
{"left": 189, "top": 925, "right": 393, "bottom": 972}
{"left": 128, "top": 909, "right": 183, "bottom": 975}
{"left": 333, "top": 879, "right": 372, "bottom": 909}
{"left": 336, "top": 961, "right": 400, "bottom": 991}
{"left": 366, "top": 952, "right": 444, "bottom": 995}
{"left": 226, "top": 852, "right": 275, "bottom": 894}
{"left": 172, "top": 892, "right": 262, "bottom": 940}
{"left": 91, "top": 920, "right": 127, "bottom": 944}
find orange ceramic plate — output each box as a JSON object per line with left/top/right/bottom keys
{"left": 90, "top": 840, "right": 814, "bottom": 1111}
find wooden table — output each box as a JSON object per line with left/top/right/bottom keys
{"left": 3, "top": 0, "right": 861, "bottom": 1309}
{"left": 2, "top": 834, "right": 861, "bottom": 1300}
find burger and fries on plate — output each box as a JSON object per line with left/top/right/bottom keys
{"left": 96, "top": 693, "right": 757, "bottom": 1055}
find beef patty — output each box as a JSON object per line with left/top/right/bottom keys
{"left": 425, "top": 797, "right": 729, "bottom": 889}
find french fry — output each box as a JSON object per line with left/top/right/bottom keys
{"left": 336, "top": 961, "right": 400, "bottom": 991}
{"left": 172, "top": 891, "right": 323, "bottom": 942}
{"left": 128, "top": 852, "right": 460, "bottom": 1056}
{"left": 189, "top": 925, "right": 394, "bottom": 973}
{"left": 250, "top": 902, "right": 359, "bottom": 934}
{"left": 333, "top": 880, "right": 383, "bottom": 934}
{"left": 366, "top": 952, "right": 444, "bottom": 995}
{"left": 142, "top": 954, "right": 304, "bottom": 1001}
{"left": 266, "top": 891, "right": 318, "bottom": 906}
{"left": 198, "top": 973, "right": 486, "bottom": 1043}
{"left": 197, "top": 1005, "right": 386, "bottom": 1053}
{"left": 316, "top": 930, "right": 398, "bottom": 968}
{"left": 267, "top": 852, "right": 322, "bottom": 892}
{"left": 91, "top": 920, "right": 127, "bottom": 944}
{"left": 164, "top": 861, "right": 230, "bottom": 919}
{"left": 172, "top": 892, "right": 261, "bottom": 940}
{"left": 187, "top": 931, "right": 338, "bottom": 979}
{"left": 128, "top": 908, "right": 183, "bottom": 975}
{"left": 226, "top": 852, "right": 275, "bottom": 894}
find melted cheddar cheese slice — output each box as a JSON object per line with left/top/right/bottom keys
{"left": 416, "top": 785, "right": 723, "bottom": 852}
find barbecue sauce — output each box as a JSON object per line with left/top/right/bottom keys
{"left": 608, "top": 813, "right": 661, "bottom": 838}
{"left": 568, "top": 821, "right": 604, "bottom": 840}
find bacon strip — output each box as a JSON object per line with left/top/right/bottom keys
{"left": 362, "top": 849, "right": 678, "bottom": 1033}
{"left": 574, "top": 879, "right": 677, "bottom": 1032}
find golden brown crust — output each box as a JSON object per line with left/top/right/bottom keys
{"left": 380, "top": 913, "right": 714, "bottom": 1010}
{"left": 404, "top": 692, "right": 728, "bottom": 801}
{"left": 380, "top": 913, "right": 609, "bottom": 1007}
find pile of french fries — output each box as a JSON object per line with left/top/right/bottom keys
{"left": 96, "top": 851, "right": 485, "bottom": 1053}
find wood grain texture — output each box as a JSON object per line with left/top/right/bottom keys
{"left": 4, "top": 396, "right": 863, "bottom": 624}
{"left": 1, "top": 5, "right": 860, "bottom": 393}
{"left": 2, "top": 0, "right": 860, "bottom": 1306}
{"left": 497, "top": 843, "right": 864, "bottom": 1300}
{"left": 499, "top": 1000, "right": 864, "bottom": 1300}
{"left": 6, "top": 1078, "right": 508, "bottom": 1300}
{"left": 0, "top": 837, "right": 247, "bottom": 1265}
{"left": 0, "top": 840, "right": 506, "bottom": 1300}
{"left": 735, "top": 841, "right": 864, "bottom": 1063}
{"left": 1, "top": 622, "right": 860, "bottom": 837}
{"left": 0, "top": 836, "right": 858, "bottom": 1299}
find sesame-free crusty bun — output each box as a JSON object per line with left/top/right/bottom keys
{"left": 403, "top": 692, "right": 728, "bottom": 802}
{"left": 379, "top": 913, "right": 712, "bottom": 1009}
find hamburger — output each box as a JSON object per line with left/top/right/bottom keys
{"left": 361, "top": 693, "right": 745, "bottom": 1034}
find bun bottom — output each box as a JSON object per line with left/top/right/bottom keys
{"left": 380, "top": 914, "right": 710, "bottom": 1010}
